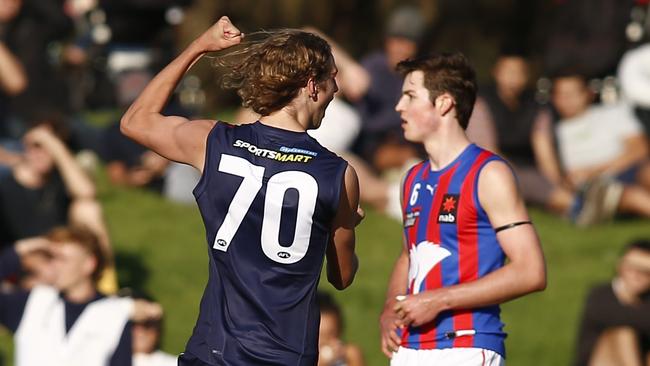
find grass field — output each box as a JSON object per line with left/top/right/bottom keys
{"left": 1, "top": 168, "right": 649, "bottom": 365}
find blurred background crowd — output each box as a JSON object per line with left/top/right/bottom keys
{"left": 0, "top": 0, "right": 650, "bottom": 365}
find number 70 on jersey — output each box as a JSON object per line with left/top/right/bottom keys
{"left": 213, "top": 154, "right": 319, "bottom": 265}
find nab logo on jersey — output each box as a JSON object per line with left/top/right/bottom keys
{"left": 438, "top": 194, "right": 459, "bottom": 224}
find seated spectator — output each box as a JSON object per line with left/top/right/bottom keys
{"left": 1, "top": 0, "right": 74, "bottom": 133}
{"left": 0, "top": 117, "right": 117, "bottom": 292}
{"left": 553, "top": 73, "right": 650, "bottom": 225}
{"left": 101, "top": 81, "right": 194, "bottom": 201}
{"left": 317, "top": 292, "right": 364, "bottom": 366}
{"left": 102, "top": 120, "right": 168, "bottom": 192}
{"left": 351, "top": 5, "right": 425, "bottom": 173}
{"left": 0, "top": 23, "right": 27, "bottom": 139}
{"left": 0, "top": 2, "right": 28, "bottom": 167}
{"left": 467, "top": 51, "right": 576, "bottom": 216}
{"left": 132, "top": 295, "right": 177, "bottom": 366}
{"left": 0, "top": 226, "right": 162, "bottom": 366}
{"left": 574, "top": 239, "right": 650, "bottom": 366}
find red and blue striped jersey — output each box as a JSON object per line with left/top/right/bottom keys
{"left": 399, "top": 144, "right": 507, "bottom": 357}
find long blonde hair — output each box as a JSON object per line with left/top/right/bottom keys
{"left": 214, "top": 29, "right": 333, "bottom": 116}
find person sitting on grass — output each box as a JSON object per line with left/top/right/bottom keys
{"left": 0, "top": 226, "right": 162, "bottom": 366}
{"left": 574, "top": 239, "right": 650, "bottom": 366}
{"left": 317, "top": 292, "right": 365, "bottom": 366}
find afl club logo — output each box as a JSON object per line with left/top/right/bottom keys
{"left": 438, "top": 194, "right": 459, "bottom": 224}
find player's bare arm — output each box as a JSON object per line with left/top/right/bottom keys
{"left": 380, "top": 243, "right": 409, "bottom": 358}
{"left": 326, "top": 165, "right": 362, "bottom": 290}
{"left": 120, "top": 16, "right": 243, "bottom": 171}
{"left": 395, "top": 160, "right": 546, "bottom": 327}
{"left": 380, "top": 175, "right": 409, "bottom": 358}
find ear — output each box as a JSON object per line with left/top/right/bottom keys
{"left": 436, "top": 94, "right": 454, "bottom": 116}
{"left": 307, "top": 78, "right": 319, "bottom": 102}
{"left": 82, "top": 255, "right": 97, "bottom": 278}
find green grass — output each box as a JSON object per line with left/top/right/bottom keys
{"left": 1, "top": 172, "right": 649, "bottom": 365}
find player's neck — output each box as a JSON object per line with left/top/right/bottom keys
{"left": 259, "top": 108, "right": 308, "bottom": 133}
{"left": 422, "top": 125, "right": 470, "bottom": 171}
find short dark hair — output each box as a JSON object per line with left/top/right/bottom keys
{"left": 317, "top": 291, "right": 343, "bottom": 336}
{"left": 396, "top": 52, "right": 477, "bottom": 129}
{"left": 623, "top": 239, "right": 650, "bottom": 255}
{"left": 550, "top": 68, "right": 589, "bottom": 85}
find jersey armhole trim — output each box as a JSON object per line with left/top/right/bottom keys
{"left": 472, "top": 156, "right": 509, "bottom": 218}
{"left": 192, "top": 121, "right": 221, "bottom": 199}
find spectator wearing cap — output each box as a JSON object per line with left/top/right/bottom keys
{"left": 350, "top": 6, "right": 427, "bottom": 173}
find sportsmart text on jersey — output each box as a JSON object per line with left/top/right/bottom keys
{"left": 233, "top": 139, "right": 314, "bottom": 163}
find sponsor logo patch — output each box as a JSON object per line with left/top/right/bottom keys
{"left": 404, "top": 209, "right": 420, "bottom": 228}
{"left": 437, "top": 194, "right": 459, "bottom": 224}
{"left": 233, "top": 140, "right": 314, "bottom": 163}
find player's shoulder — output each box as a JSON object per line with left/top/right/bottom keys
{"left": 303, "top": 134, "right": 348, "bottom": 163}
{"left": 475, "top": 151, "right": 517, "bottom": 200}
{"left": 478, "top": 158, "right": 515, "bottom": 186}
{"left": 402, "top": 159, "right": 428, "bottom": 181}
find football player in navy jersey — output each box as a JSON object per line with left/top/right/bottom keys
{"left": 121, "top": 17, "right": 362, "bottom": 366}
{"left": 379, "top": 54, "right": 547, "bottom": 365}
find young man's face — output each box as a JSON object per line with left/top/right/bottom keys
{"left": 618, "top": 248, "right": 650, "bottom": 297}
{"left": 385, "top": 36, "right": 417, "bottom": 69}
{"left": 493, "top": 56, "right": 529, "bottom": 98}
{"left": 23, "top": 141, "right": 55, "bottom": 175}
{"left": 133, "top": 321, "right": 160, "bottom": 354}
{"left": 310, "top": 61, "right": 339, "bottom": 130}
{"left": 50, "top": 242, "right": 95, "bottom": 292}
{"left": 552, "top": 76, "right": 592, "bottom": 119}
{"left": 395, "top": 70, "right": 438, "bottom": 142}
{"left": 318, "top": 311, "right": 341, "bottom": 345}
{"left": 0, "top": 0, "right": 21, "bottom": 23}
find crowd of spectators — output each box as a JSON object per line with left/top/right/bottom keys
{"left": 0, "top": 0, "right": 193, "bottom": 365}
{"left": 0, "top": 0, "right": 649, "bottom": 364}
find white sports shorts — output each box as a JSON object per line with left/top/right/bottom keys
{"left": 390, "top": 347, "right": 505, "bottom": 366}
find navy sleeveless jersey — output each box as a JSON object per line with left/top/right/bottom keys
{"left": 185, "top": 121, "right": 348, "bottom": 366}
{"left": 400, "top": 144, "right": 508, "bottom": 357}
